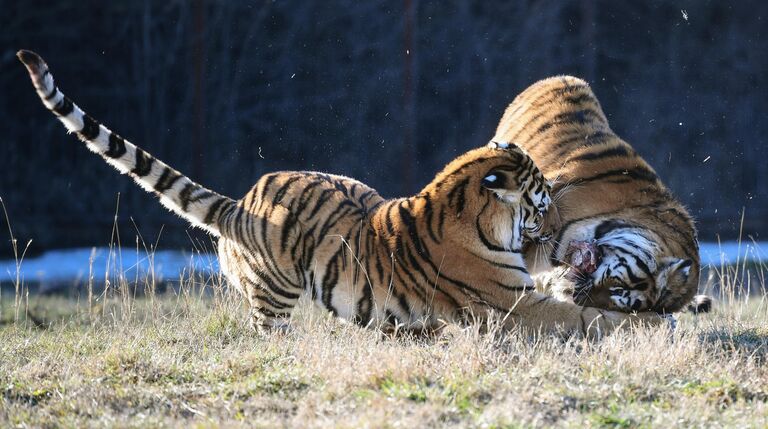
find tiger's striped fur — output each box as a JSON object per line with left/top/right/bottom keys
{"left": 494, "top": 76, "right": 705, "bottom": 314}
{"left": 18, "top": 51, "right": 671, "bottom": 335}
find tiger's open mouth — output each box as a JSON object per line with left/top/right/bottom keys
{"left": 565, "top": 239, "right": 601, "bottom": 282}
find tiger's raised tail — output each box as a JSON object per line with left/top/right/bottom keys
{"left": 17, "top": 50, "right": 237, "bottom": 237}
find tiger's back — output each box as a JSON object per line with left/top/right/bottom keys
{"left": 494, "top": 76, "right": 700, "bottom": 313}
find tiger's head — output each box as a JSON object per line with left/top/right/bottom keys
{"left": 566, "top": 220, "right": 697, "bottom": 313}
{"left": 425, "top": 141, "right": 553, "bottom": 251}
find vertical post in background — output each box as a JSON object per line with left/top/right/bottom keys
{"left": 580, "top": 0, "right": 597, "bottom": 83}
{"left": 141, "top": 0, "right": 152, "bottom": 151}
{"left": 191, "top": 0, "right": 206, "bottom": 181}
{"left": 402, "top": 0, "right": 417, "bottom": 195}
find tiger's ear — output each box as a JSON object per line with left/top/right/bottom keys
{"left": 481, "top": 172, "right": 507, "bottom": 189}
{"left": 487, "top": 140, "right": 524, "bottom": 155}
{"left": 656, "top": 257, "right": 693, "bottom": 289}
{"left": 487, "top": 140, "right": 511, "bottom": 149}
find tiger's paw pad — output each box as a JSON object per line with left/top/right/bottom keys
{"left": 566, "top": 240, "right": 601, "bottom": 280}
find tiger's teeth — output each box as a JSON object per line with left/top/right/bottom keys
{"left": 572, "top": 252, "right": 584, "bottom": 267}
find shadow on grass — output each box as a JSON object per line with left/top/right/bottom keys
{"left": 698, "top": 327, "right": 768, "bottom": 363}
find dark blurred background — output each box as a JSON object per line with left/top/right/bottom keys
{"left": 1, "top": 0, "right": 766, "bottom": 257}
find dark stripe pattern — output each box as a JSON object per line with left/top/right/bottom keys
{"left": 216, "top": 144, "right": 549, "bottom": 331}
{"left": 495, "top": 75, "right": 701, "bottom": 313}
{"left": 20, "top": 49, "right": 582, "bottom": 335}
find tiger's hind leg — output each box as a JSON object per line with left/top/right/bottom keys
{"left": 236, "top": 272, "right": 303, "bottom": 334}
{"left": 230, "top": 274, "right": 302, "bottom": 334}
{"left": 247, "top": 293, "right": 297, "bottom": 333}
{"left": 218, "top": 239, "right": 303, "bottom": 334}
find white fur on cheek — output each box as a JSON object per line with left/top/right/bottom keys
{"left": 597, "top": 228, "right": 660, "bottom": 273}
{"left": 494, "top": 190, "right": 520, "bottom": 204}
{"left": 489, "top": 190, "right": 526, "bottom": 251}
{"left": 589, "top": 227, "right": 659, "bottom": 288}
{"left": 492, "top": 211, "right": 515, "bottom": 251}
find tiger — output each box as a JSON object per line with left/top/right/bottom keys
{"left": 494, "top": 75, "right": 711, "bottom": 314}
{"left": 17, "top": 50, "right": 672, "bottom": 336}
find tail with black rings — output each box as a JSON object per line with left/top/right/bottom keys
{"left": 17, "top": 50, "right": 236, "bottom": 236}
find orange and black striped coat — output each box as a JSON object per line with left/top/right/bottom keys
{"left": 18, "top": 51, "right": 672, "bottom": 335}
{"left": 494, "top": 76, "right": 701, "bottom": 313}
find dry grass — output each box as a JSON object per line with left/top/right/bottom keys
{"left": 1, "top": 258, "right": 767, "bottom": 428}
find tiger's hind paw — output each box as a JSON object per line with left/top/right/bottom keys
{"left": 248, "top": 311, "right": 293, "bottom": 335}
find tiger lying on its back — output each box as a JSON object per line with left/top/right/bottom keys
{"left": 495, "top": 76, "right": 710, "bottom": 314}
{"left": 18, "top": 50, "right": 674, "bottom": 336}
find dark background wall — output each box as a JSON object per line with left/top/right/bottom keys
{"left": 1, "top": 0, "right": 766, "bottom": 257}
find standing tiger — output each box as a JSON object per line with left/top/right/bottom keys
{"left": 18, "top": 50, "right": 670, "bottom": 336}
{"left": 494, "top": 76, "right": 710, "bottom": 314}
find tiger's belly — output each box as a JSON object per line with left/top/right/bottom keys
{"left": 307, "top": 260, "right": 441, "bottom": 329}
{"left": 219, "top": 236, "right": 441, "bottom": 329}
